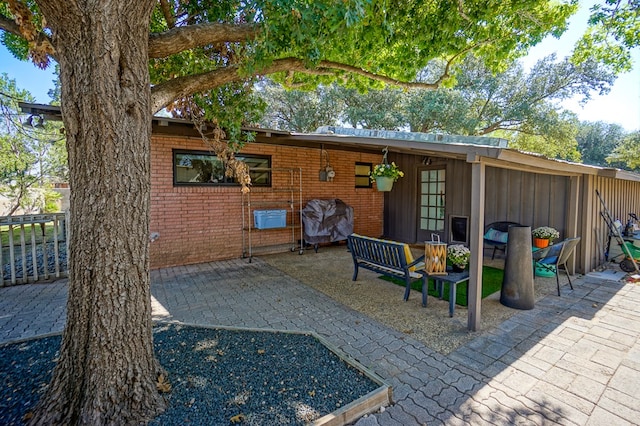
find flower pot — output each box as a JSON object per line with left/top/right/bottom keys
{"left": 533, "top": 237, "right": 550, "bottom": 248}
{"left": 375, "top": 176, "right": 394, "bottom": 191}
{"left": 451, "top": 264, "right": 466, "bottom": 273}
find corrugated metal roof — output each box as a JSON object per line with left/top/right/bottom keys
{"left": 314, "top": 126, "right": 508, "bottom": 148}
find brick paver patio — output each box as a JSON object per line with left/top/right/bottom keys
{"left": 1, "top": 257, "right": 639, "bottom": 425}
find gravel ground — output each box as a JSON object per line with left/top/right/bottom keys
{"left": 262, "top": 243, "right": 563, "bottom": 355}
{"left": 0, "top": 324, "right": 380, "bottom": 425}
{"left": 2, "top": 243, "right": 67, "bottom": 282}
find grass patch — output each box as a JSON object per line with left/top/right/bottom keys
{"left": 380, "top": 266, "right": 503, "bottom": 306}
{"left": 0, "top": 222, "right": 58, "bottom": 246}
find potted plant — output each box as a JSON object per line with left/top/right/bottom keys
{"left": 370, "top": 162, "right": 404, "bottom": 191}
{"left": 532, "top": 226, "right": 560, "bottom": 248}
{"left": 447, "top": 244, "right": 471, "bottom": 272}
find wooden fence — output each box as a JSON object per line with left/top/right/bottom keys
{"left": 0, "top": 213, "right": 68, "bottom": 286}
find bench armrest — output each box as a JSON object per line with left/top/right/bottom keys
{"left": 408, "top": 254, "right": 425, "bottom": 269}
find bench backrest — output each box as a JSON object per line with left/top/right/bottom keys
{"left": 348, "top": 234, "right": 409, "bottom": 270}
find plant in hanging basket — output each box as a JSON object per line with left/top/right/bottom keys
{"left": 370, "top": 162, "right": 404, "bottom": 182}
{"left": 447, "top": 244, "right": 470, "bottom": 268}
{"left": 532, "top": 226, "right": 560, "bottom": 242}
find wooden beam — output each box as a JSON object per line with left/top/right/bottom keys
{"left": 468, "top": 159, "right": 485, "bottom": 331}
{"left": 566, "top": 175, "right": 581, "bottom": 274}
{"left": 582, "top": 175, "right": 599, "bottom": 272}
{"left": 482, "top": 156, "right": 584, "bottom": 177}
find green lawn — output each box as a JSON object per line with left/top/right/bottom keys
{"left": 380, "top": 266, "right": 503, "bottom": 306}
{"left": 1, "top": 222, "right": 58, "bottom": 246}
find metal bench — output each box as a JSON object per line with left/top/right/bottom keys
{"left": 347, "top": 234, "right": 428, "bottom": 306}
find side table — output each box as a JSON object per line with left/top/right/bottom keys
{"left": 428, "top": 269, "right": 470, "bottom": 317}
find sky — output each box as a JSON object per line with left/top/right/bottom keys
{"left": 0, "top": 1, "right": 638, "bottom": 132}
{"left": 519, "top": 0, "right": 639, "bottom": 132}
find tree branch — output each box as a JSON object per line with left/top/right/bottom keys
{"left": 0, "top": 14, "right": 22, "bottom": 37}
{"left": 456, "top": 0, "right": 471, "bottom": 22}
{"left": 315, "top": 60, "right": 440, "bottom": 89}
{"left": 157, "top": 0, "right": 176, "bottom": 29}
{"left": 150, "top": 57, "right": 442, "bottom": 113}
{"left": 0, "top": 12, "right": 57, "bottom": 61}
{"left": 478, "top": 119, "right": 524, "bottom": 135}
{"left": 148, "top": 22, "right": 259, "bottom": 58}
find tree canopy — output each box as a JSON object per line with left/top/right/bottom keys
{"left": 607, "top": 130, "right": 640, "bottom": 169}
{"left": 573, "top": 0, "right": 640, "bottom": 74}
{"left": 256, "top": 52, "right": 616, "bottom": 161}
{"left": 0, "top": 73, "right": 66, "bottom": 215}
{"left": 1, "top": 0, "right": 580, "bottom": 129}
{"left": 577, "top": 120, "right": 628, "bottom": 167}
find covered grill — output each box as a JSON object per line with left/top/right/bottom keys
{"left": 302, "top": 199, "right": 354, "bottom": 252}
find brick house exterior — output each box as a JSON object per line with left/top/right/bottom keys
{"left": 149, "top": 131, "right": 384, "bottom": 269}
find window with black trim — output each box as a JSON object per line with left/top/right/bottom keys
{"left": 355, "top": 162, "right": 372, "bottom": 188}
{"left": 173, "top": 150, "right": 271, "bottom": 186}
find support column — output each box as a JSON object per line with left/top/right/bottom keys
{"left": 567, "top": 175, "right": 580, "bottom": 274}
{"left": 468, "top": 156, "right": 485, "bottom": 331}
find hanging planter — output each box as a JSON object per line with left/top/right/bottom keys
{"left": 370, "top": 147, "right": 404, "bottom": 192}
{"left": 375, "top": 176, "right": 394, "bottom": 191}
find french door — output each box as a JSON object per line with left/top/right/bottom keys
{"left": 417, "top": 167, "right": 446, "bottom": 242}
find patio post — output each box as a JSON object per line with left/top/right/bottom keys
{"left": 468, "top": 155, "right": 485, "bottom": 331}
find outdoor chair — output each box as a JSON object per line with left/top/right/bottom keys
{"left": 484, "top": 221, "right": 521, "bottom": 259}
{"left": 532, "top": 237, "right": 581, "bottom": 296}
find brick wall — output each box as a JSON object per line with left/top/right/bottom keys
{"left": 150, "top": 135, "right": 384, "bottom": 269}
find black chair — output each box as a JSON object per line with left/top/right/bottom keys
{"left": 484, "top": 221, "right": 521, "bottom": 259}
{"left": 533, "top": 237, "right": 581, "bottom": 296}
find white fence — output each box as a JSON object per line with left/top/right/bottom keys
{"left": 0, "top": 213, "right": 68, "bottom": 286}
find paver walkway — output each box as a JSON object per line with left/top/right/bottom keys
{"left": 1, "top": 258, "right": 639, "bottom": 425}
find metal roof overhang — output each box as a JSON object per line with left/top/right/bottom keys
{"left": 261, "top": 132, "right": 625, "bottom": 179}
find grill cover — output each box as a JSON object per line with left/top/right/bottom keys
{"left": 302, "top": 199, "right": 354, "bottom": 244}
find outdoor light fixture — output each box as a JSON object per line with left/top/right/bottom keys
{"left": 318, "top": 145, "right": 335, "bottom": 182}
{"left": 22, "top": 114, "right": 45, "bottom": 128}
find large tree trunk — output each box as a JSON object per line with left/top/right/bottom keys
{"left": 30, "top": 1, "right": 165, "bottom": 424}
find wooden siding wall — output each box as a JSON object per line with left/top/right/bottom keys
{"left": 384, "top": 153, "right": 572, "bottom": 249}
{"left": 583, "top": 175, "right": 640, "bottom": 272}
{"left": 384, "top": 153, "right": 472, "bottom": 243}
{"left": 150, "top": 135, "right": 384, "bottom": 269}
{"left": 384, "top": 153, "right": 421, "bottom": 242}
{"left": 484, "top": 168, "right": 569, "bottom": 235}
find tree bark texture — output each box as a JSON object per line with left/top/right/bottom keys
{"left": 30, "top": 1, "right": 165, "bottom": 424}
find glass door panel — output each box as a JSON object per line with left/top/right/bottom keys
{"left": 417, "top": 168, "right": 445, "bottom": 242}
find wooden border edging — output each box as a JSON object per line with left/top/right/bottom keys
{"left": 311, "top": 332, "right": 392, "bottom": 426}
{"left": 158, "top": 322, "right": 393, "bottom": 425}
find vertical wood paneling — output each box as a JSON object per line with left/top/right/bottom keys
{"left": 386, "top": 155, "right": 473, "bottom": 243}
{"left": 385, "top": 152, "right": 419, "bottom": 241}
{"left": 495, "top": 169, "right": 510, "bottom": 220}
{"left": 483, "top": 168, "right": 569, "bottom": 235}
{"left": 589, "top": 176, "right": 640, "bottom": 270}
{"left": 520, "top": 172, "right": 535, "bottom": 226}
{"left": 484, "top": 167, "right": 498, "bottom": 217}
